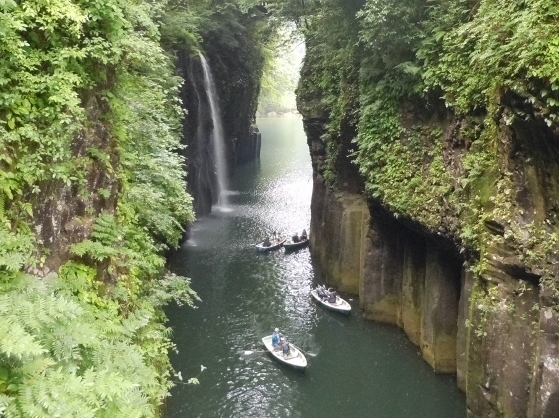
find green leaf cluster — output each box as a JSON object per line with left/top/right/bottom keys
{"left": 109, "top": 46, "right": 194, "bottom": 249}
{"left": 257, "top": 26, "right": 302, "bottom": 114}
{"left": 0, "top": 223, "right": 34, "bottom": 276}
{"left": 0, "top": 273, "right": 196, "bottom": 417}
{"left": 421, "top": 0, "right": 559, "bottom": 117}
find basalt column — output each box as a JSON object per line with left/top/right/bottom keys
{"left": 310, "top": 181, "right": 369, "bottom": 295}
{"left": 346, "top": 202, "right": 462, "bottom": 373}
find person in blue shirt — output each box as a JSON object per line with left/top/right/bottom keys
{"left": 272, "top": 328, "right": 282, "bottom": 350}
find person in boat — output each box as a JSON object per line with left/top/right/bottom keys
{"left": 317, "top": 285, "right": 328, "bottom": 300}
{"left": 280, "top": 337, "right": 291, "bottom": 358}
{"left": 272, "top": 327, "right": 282, "bottom": 350}
{"left": 327, "top": 289, "right": 337, "bottom": 304}
{"left": 292, "top": 232, "right": 300, "bottom": 243}
{"left": 263, "top": 236, "right": 271, "bottom": 247}
{"left": 301, "top": 229, "right": 308, "bottom": 241}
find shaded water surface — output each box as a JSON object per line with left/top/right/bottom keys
{"left": 166, "top": 116, "right": 466, "bottom": 418}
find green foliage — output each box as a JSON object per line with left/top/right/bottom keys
{"left": 354, "top": 0, "right": 461, "bottom": 230}
{"left": 147, "top": 272, "right": 199, "bottom": 309}
{"left": 0, "top": 224, "right": 34, "bottom": 275}
{"left": 0, "top": 274, "right": 196, "bottom": 417}
{"left": 112, "top": 66, "right": 194, "bottom": 248}
{"left": 421, "top": 0, "right": 559, "bottom": 118}
{"left": 358, "top": 0, "right": 427, "bottom": 99}
{"left": 296, "top": 0, "right": 363, "bottom": 187}
{"left": 0, "top": 0, "right": 137, "bottom": 203}
{"left": 257, "top": 27, "right": 303, "bottom": 114}
{"left": 159, "top": 1, "right": 203, "bottom": 53}
{"left": 297, "top": 0, "right": 559, "bottom": 269}
{"left": 356, "top": 100, "right": 457, "bottom": 228}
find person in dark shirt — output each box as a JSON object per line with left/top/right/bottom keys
{"left": 327, "top": 290, "right": 337, "bottom": 304}
{"left": 263, "top": 236, "right": 271, "bottom": 247}
{"left": 280, "top": 337, "right": 291, "bottom": 358}
{"left": 301, "top": 229, "right": 308, "bottom": 240}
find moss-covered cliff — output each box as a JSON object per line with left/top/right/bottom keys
{"left": 296, "top": 0, "right": 559, "bottom": 416}
{"left": 0, "top": 1, "right": 198, "bottom": 414}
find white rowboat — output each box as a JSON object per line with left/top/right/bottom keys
{"left": 310, "top": 289, "right": 351, "bottom": 315}
{"left": 261, "top": 335, "right": 307, "bottom": 371}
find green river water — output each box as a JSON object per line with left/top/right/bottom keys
{"left": 165, "top": 115, "right": 466, "bottom": 418}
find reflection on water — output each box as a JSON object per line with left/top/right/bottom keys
{"left": 165, "top": 116, "right": 466, "bottom": 418}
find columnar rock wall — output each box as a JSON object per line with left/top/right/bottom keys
{"left": 310, "top": 179, "right": 461, "bottom": 373}
{"left": 293, "top": 0, "right": 559, "bottom": 414}
{"left": 310, "top": 181, "right": 369, "bottom": 295}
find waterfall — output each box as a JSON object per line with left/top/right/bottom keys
{"left": 199, "top": 53, "right": 229, "bottom": 207}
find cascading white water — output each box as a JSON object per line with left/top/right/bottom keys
{"left": 199, "top": 53, "right": 229, "bottom": 207}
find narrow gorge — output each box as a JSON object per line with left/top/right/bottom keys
{"left": 2, "top": 1, "right": 559, "bottom": 417}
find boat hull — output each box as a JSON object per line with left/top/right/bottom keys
{"left": 262, "top": 335, "right": 307, "bottom": 371}
{"left": 255, "top": 237, "right": 286, "bottom": 252}
{"left": 283, "top": 238, "right": 309, "bottom": 251}
{"left": 310, "top": 289, "right": 351, "bottom": 315}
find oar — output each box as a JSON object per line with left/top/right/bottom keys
{"left": 280, "top": 334, "right": 317, "bottom": 357}
{"left": 243, "top": 349, "right": 267, "bottom": 355}
{"left": 295, "top": 346, "right": 317, "bottom": 357}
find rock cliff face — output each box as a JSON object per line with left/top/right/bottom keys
{"left": 30, "top": 93, "right": 119, "bottom": 277}
{"left": 305, "top": 106, "right": 462, "bottom": 373}
{"left": 299, "top": 72, "right": 559, "bottom": 418}
{"left": 176, "top": 46, "right": 261, "bottom": 218}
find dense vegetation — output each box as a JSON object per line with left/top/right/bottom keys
{"left": 0, "top": 0, "right": 273, "bottom": 416}
{"left": 294, "top": 0, "right": 559, "bottom": 266}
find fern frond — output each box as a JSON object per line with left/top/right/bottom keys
{"left": 0, "top": 316, "right": 46, "bottom": 360}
